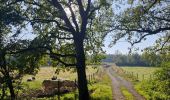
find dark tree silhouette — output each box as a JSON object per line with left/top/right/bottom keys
{"left": 19, "top": 0, "right": 114, "bottom": 100}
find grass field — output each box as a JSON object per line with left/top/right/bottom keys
{"left": 22, "top": 66, "right": 98, "bottom": 89}
{"left": 20, "top": 66, "right": 113, "bottom": 100}
{"left": 120, "top": 66, "right": 159, "bottom": 81}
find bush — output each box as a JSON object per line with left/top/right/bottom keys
{"left": 135, "top": 62, "right": 170, "bottom": 100}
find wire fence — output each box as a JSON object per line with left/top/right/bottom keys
{"left": 123, "top": 71, "right": 155, "bottom": 81}
{"left": 112, "top": 66, "right": 156, "bottom": 81}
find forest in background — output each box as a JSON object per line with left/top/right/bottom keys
{"left": 102, "top": 51, "right": 166, "bottom": 67}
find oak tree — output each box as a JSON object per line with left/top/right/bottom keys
{"left": 21, "top": 0, "right": 114, "bottom": 99}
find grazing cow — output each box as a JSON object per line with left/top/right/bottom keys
{"left": 51, "top": 76, "right": 57, "bottom": 80}
{"left": 32, "top": 76, "right": 36, "bottom": 80}
{"left": 27, "top": 78, "right": 32, "bottom": 82}
{"left": 27, "top": 76, "right": 36, "bottom": 82}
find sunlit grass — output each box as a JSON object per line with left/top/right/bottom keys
{"left": 89, "top": 68, "right": 112, "bottom": 100}
{"left": 21, "top": 66, "right": 112, "bottom": 100}
{"left": 120, "top": 66, "right": 159, "bottom": 81}
{"left": 22, "top": 66, "right": 98, "bottom": 89}
{"left": 121, "top": 86, "right": 134, "bottom": 100}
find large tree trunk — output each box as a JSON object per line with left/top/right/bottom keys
{"left": 6, "top": 73, "right": 15, "bottom": 100}
{"left": 74, "top": 39, "right": 90, "bottom": 100}
{"left": 1, "top": 53, "right": 15, "bottom": 100}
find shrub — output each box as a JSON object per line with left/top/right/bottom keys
{"left": 135, "top": 62, "right": 170, "bottom": 100}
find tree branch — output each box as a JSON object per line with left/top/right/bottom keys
{"left": 129, "top": 27, "right": 170, "bottom": 45}
{"left": 29, "top": 19, "right": 72, "bottom": 32}
{"left": 155, "top": 36, "right": 170, "bottom": 52}
{"left": 67, "top": 3, "right": 79, "bottom": 32}
{"left": 154, "top": 16, "right": 170, "bottom": 22}
{"left": 49, "top": 0, "right": 75, "bottom": 33}
{"left": 86, "top": 0, "right": 91, "bottom": 14}
{"left": 9, "top": 46, "right": 76, "bottom": 58}
{"left": 143, "top": 0, "right": 159, "bottom": 13}
{"left": 87, "top": 4, "right": 102, "bottom": 19}
{"left": 50, "top": 54, "right": 76, "bottom": 67}
{"left": 76, "top": 0, "right": 85, "bottom": 18}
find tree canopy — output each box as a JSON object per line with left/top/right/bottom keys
{"left": 111, "top": 0, "right": 170, "bottom": 49}
{"left": 0, "top": 1, "right": 44, "bottom": 99}
{"left": 17, "top": 0, "right": 114, "bottom": 99}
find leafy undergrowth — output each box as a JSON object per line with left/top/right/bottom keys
{"left": 89, "top": 71, "right": 112, "bottom": 100}
{"left": 135, "top": 80, "right": 170, "bottom": 100}
{"left": 134, "top": 62, "right": 170, "bottom": 100}
{"left": 121, "top": 87, "right": 134, "bottom": 100}
{"left": 111, "top": 65, "right": 169, "bottom": 100}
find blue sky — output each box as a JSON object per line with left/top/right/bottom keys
{"left": 103, "top": 34, "right": 159, "bottom": 54}
{"left": 102, "top": 1, "right": 162, "bottom": 54}
{"left": 20, "top": 24, "right": 159, "bottom": 55}
{"left": 17, "top": 1, "right": 160, "bottom": 55}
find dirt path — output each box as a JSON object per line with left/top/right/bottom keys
{"left": 107, "top": 67, "right": 125, "bottom": 100}
{"left": 105, "top": 66, "right": 145, "bottom": 100}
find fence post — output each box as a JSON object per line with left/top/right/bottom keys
{"left": 74, "top": 79, "right": 77, "bottom": 100}
{"left": 58, "top": 80, "right": 60, "bottom": 100}
{"left": 132, "top": 72, "right": 133, "bottom": 77}
{"left": 143, "top": 74, "right": 144, "bottom": 80}
{"left": 89, "top": 75, "right": 90, "bottom": 83}
{"left": 75, "top": 79, "right": 77, "bottom": 88}
{"left": 93, "top": 73, "right": 95, "bottom": 81}
{"left": 91, "top": 74, "right": 92, "bottom": 82}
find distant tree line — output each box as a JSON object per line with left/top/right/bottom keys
{"left": 112, "top": 53, "right": 149, "bottom": 66}
{"left": 103, "top": 52, "right": 164, "bottom": 67}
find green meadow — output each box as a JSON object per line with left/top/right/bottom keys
{"left": 121, "top": 66, "right": 159, "bottom": 81}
